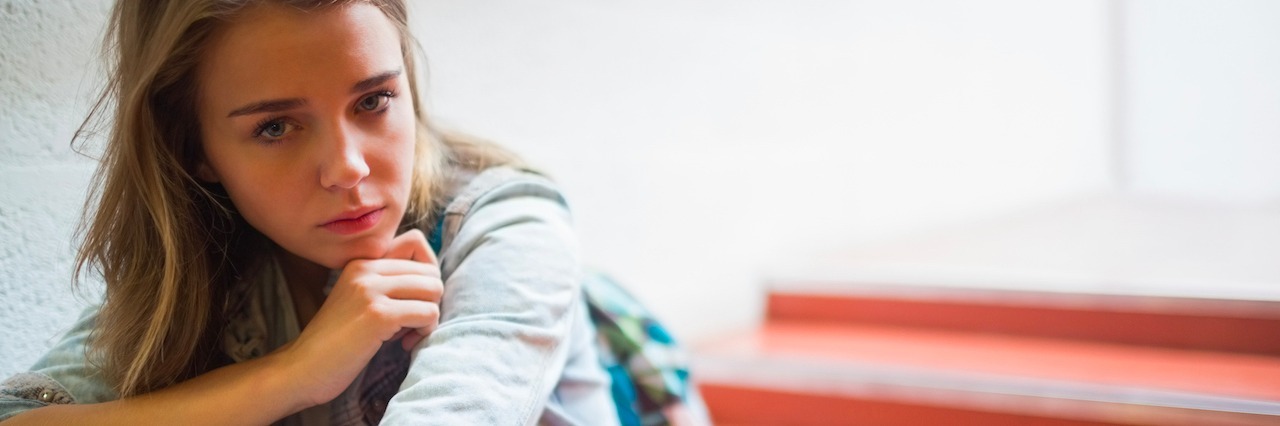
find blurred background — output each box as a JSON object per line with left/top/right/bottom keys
{"left": 2, "top": 0, "right": 1278, "bottom": 423}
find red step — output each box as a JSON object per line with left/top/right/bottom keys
{"left": 767, "top": 285, "right": 1280, "bottom": 356}
{"left": 696, "top": 197, "right": 1280, "bottom": 423}
{"left": 695, "top": 322, "right": 1280, "bottom": 425}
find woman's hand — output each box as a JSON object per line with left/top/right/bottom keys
{"left": 277, "top": 229, "right": 442, "bottom": 407}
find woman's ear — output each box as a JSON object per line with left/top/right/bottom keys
{"left": 195, "top": 162, "right": 220, "bottom": 183}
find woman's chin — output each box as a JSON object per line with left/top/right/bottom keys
{"left": 323, "top": 240, "right": 394, "bottom": 268}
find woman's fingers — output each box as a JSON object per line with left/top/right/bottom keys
{"left": 376, "top": 274, "right": 443, "bottom": 302}
{"left": 340, "top": 260, "right": 441, "bottom": 302}
{"left": 375, "top": 299, "right": 439, "bottom": 338}
{"left": 384, "top": 229, "right": 437, "bottom": 264}
{"left": 348, "top": 258, "right": 439, "bottom": 278}
{"left": 335, "top": 229, "right": 442, "bottom": 354}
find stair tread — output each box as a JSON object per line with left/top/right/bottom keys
{"left": 695, "top": 322, "right": 1280, "bottom": 405}
{"left": 765, "top": 290, "right": 1280, "bottom": 355}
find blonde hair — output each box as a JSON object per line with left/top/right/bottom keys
{"left": 75, "top": 0, "right": 520, "bottom": 397}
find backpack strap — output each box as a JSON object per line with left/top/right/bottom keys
{"left": 427, "top": 213, "right": 446, "bottom": 256}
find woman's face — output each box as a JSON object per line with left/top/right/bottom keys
{"left": 196, "top": 2, "right": 416, "bottom": 270}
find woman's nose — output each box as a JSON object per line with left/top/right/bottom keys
{"left": 318, "top": 125, "right": 370, "bottom": 190}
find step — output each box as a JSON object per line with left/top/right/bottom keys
{"left": 693, "top": 322, "right": 1280, "bottom": 425}
{"left": 766, "top": 284, "right": 1280, "bottom": 356}
{"left": 762, "top": 194, "right": 1280, "bottom": 354}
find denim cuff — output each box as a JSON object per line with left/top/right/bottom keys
{"left": 0, "top": 372, "right": 76, "bottom": 405}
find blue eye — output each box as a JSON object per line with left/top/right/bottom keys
{"left": 263, "top": 122, "right": 286, "bottom": 137}
{"left": 356, "top": 91, "right": 394, "bottom": 113}
{"left": 254, "top": 118, "right": 295, "bottom": 141}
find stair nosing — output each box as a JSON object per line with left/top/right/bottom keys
{"left": 694, "top": 351, "right": 1280, "bottom": 417}
{"left": 766, "top": 282, "right": 1280, "bottom": 319}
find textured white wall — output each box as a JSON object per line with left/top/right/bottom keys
{"left": 1, "top": 0, "right": 1113, "bottom": 377}
{"left": 0, "top": 0, "right": 111, "bottom": 378}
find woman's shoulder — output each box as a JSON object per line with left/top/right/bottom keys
{"left": 432, "top": 166, "right": 576, "bottom": 273}
{"left": 443, "top": 165, "right": 567, "bottom": 219}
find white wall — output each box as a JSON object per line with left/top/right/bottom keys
{"left": 1124, "top": 0, "right": 1280, "bottom": 203}
{"left": 2, "top": 0, "right": 1113, "bottom": 376}
{"left": 410, "top": 0, "right": 1111, "bottom": 342}
{"left": 0, "top": 0, "right": 111, "bottom": 378}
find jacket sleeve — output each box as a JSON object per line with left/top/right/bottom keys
{"left": 0, "top": 303, "right": 118, "bottom": 421}
{"left": 379, "top": 175, "right": 592, "bottom": 425}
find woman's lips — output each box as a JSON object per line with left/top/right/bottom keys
{"left": 321, "top": 207, "right": 385, "bottom": 235}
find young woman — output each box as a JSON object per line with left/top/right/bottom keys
{"left": 0, "top": 0, "right": 676, "bottom": 424}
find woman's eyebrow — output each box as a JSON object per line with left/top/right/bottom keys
{"left": 224, "top": 69, "right": 401, "bottom": 118}
{"left": 352, "top": 69, "right": 402, "bottom": 94}
{"left": 227, "top": 98, "right": 307, "bottom": 118}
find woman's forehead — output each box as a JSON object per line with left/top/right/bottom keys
{"left": 198, "top": 2, "right": 404, "bottom": 111}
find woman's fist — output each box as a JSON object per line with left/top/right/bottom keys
{"left": 279, "top": 229, "right": 442, "bottom": 406}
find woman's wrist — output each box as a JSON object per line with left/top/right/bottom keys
{"left": 261, "top": 341, "right": 319, "bottom": 416}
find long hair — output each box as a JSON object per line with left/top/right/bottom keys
{"left": 75, "top": 0, "right": 521, "bottom": 397}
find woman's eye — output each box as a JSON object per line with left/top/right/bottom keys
{"left": 356, "top": 92, "right": 393, "bottom": 113}
{"left": 263, "top": 122, "right": 286, "bottom": 137}
{"left": 254, "top": 119, "right": 295, "bottom": 141}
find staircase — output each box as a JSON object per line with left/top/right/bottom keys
{"left": 691, "top": 196, "right": 1280, "bottom": 425}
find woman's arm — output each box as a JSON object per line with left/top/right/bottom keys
{"left": 4, "top": 346, "right": 309, "bottom": 426}
{"left": 380, "top": 171, "right": 616, "bottom": 425}
{"left": 3, "top": 232, "right": 442, "bottom": 425}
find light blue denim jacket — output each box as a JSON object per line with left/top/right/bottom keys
{"left": 0, "top": 167, "right": 620, "bottom": 426}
